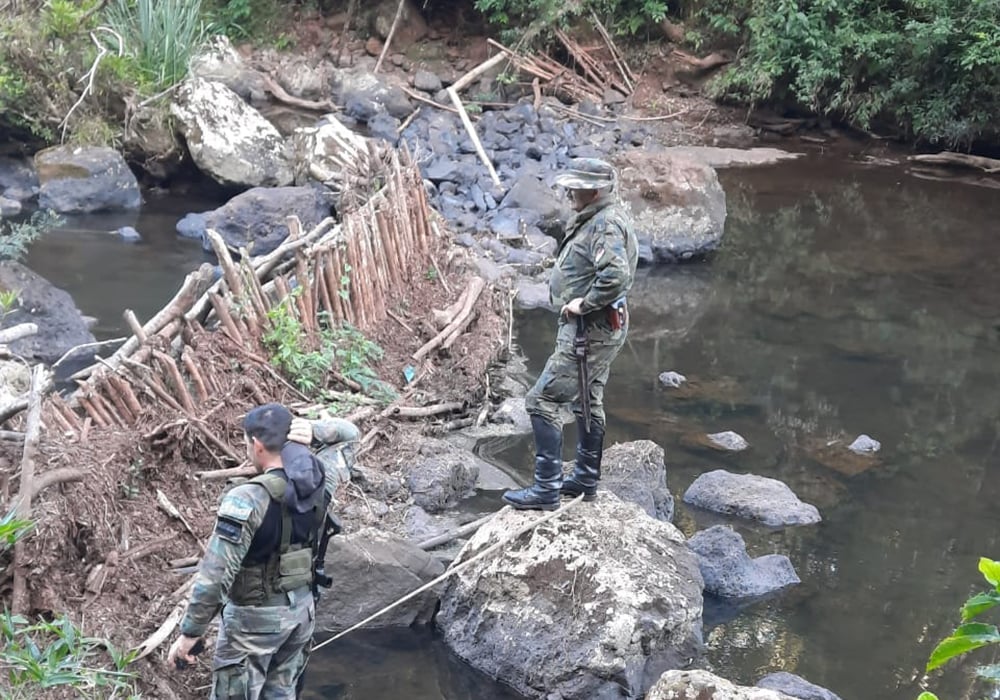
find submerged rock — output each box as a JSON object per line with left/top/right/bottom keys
{"left": 683, "top": 470, "right": 821, "bottom": 527}
{"left": 707, "top": 431, "right": 750, "bottom": 452}
{"left": 659, "top": 371, "right": 687, "bottom": 388}
{"left": 848, "top": 434, "right": 881, "bottom": 454}
{"left": 316, "top": 529, "right": 444, "bottom": 630}
{"left": 687, "top": 525, "right": 799, "bottom": 598}
{"left": 757, "top": 672, "right": 843, "bottom": 700}
{"left": 437, "top": 494, "right": 704, "bottom": 700}
{"left": 649, "top": 670, "right": 797, "bottom": 700}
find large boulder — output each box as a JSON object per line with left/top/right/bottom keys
{"left": 437, "top": 494, "right": 704, "bottom": 700}
{"left": 0, "top": 262, "right": 96, "bottom": 364}
{"left": 171, "top": 78, "right": 293, "bottom": 187}
{"left": 371, "top": 0, "right": 428, "bottom": 48}
{"left": 405, "top": 437, "right": 479, "bottom": 513}
{"left": 331, "top": 69, "right": 413, "bottom": 121}
{"left": 199, "top": 186, "right": 332, "bottom": 256}
{"left": 649, "top": 670, "right": 796, "bottom": 700}
{"left": 34, "top": 147, "right": 140, "bottom": 214}
{"left": 687, "top": 525, "right": 799, "bottom": 598}
{"left": 315, "top": 529, "right": 445, "bottom": 630}
{"left": 188, "top": 35, "right": 266, "bottom": 101}
{"left": 614, "top": 150, "right": 727, "bottom": 263}
{"left": 589, "top": 440, "right": 675, "bottom": 522}
{"left": 683, "top": 470, "right": 821, "bottom": 527}
{"left": 498, "top": 171, "right": 571, "bottom": 238}
{"left": 0, "top": 157, "right": 39, "bottom": 203}
{"left": 757, "top": 672, "right": 842, "bottom": 700}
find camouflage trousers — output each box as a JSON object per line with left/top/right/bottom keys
{"left": 211, "top": 588, "right": 314, "bottom": 700}
{"left": 525, "top": 310, "right": 627, "bottom": 429}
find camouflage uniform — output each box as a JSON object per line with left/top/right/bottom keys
{"left": 504, "top": 158, "right": 638, "bottom": 511}
{"left": 179, "top": 418, "right": 358, "bottom": 699}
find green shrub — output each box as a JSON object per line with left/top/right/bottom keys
{"left": 692, "top": 0, "right": 1000, "bottom": 146}
{"left": 105, "top": 0, "right": 207, "bottom": 88}
{"left": 0, "top": 210, "right": 61, "bottom": 262}
{"left": 473, "top": 0, "right": 669, "bottom": 42}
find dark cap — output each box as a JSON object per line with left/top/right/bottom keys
{"left": 244, "top": 403, "right": 292, "bottom": 452}
{"left": 551, "top": 158, "right": 617, "bottom": 190}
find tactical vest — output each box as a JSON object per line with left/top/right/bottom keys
{"left": 228, "top": 471, "right": 325, "bottom": 606}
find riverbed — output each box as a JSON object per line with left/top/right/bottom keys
{"left": 26, "top": 153, "right": 1000, "bottom": 699}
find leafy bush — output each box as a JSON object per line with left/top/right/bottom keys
{"left": 918, "top": 557, "right": 1000, "bottom": 699}
{"left": 205, "top": 0, "right": 286, "bottom": 41}
{"left": 0, "top": 610, "right": 139, "bottom": 699}
{"left": 691, "top": 0, "right": 1000, "bottom": 146}
{"left": 473, "top": 0, "right": 669, "bottom": 41}
{"left": 0, "top": 210, "right": 61, "bottom": 262}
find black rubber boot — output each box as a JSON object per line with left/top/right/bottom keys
{"left": 561, "top": 418, "right": 604, "bottom": 501}
{"left": 502, "top": 415, "right": 563, "bottom": 511}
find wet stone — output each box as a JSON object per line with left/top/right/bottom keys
{"left": 659, "top": 371, "right": 687, "bottom": 388}
{"left": 848, "top": 434, "right": 881, "bottom": 454}
{"left": 707, "top": 431, "right": 749, "bottom": 452}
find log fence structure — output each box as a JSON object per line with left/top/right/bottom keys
{"left": 41, "top": 142, "right": 437, "bottom": 441}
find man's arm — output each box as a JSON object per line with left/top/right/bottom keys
{"left": 179, "top": 485, "right": 268, "bottom": 637}
{"left": 581, "top": 220, "right": 633, "bottom": 313}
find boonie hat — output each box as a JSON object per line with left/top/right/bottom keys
{"left": 551, "top": 158, "right": 617, "bottom": 190}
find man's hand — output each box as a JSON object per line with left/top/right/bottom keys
{"left": 288, "top": 417, "right": 313, "bottom": 446}
{"left": 167, "top": 634, "right": 202, "bottom": 670}
{"left": 560, "top": 297, "right": 585, "bottom": 318}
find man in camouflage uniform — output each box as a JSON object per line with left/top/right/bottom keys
{"left": 167, "top": 404, "right": 358, "bottom": 698}
{"left": 502, "top": 158, "right": 638, "bottom": 511}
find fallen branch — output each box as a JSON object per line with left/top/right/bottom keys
{"left": 31, "top": 468, "right": 85, "bottom": 499}
{"left": 195, "top": 464, "right": 256, "bottom": 481}
{"left": 0, "top": 398, "right": 28, "bottom": 425}
{"left": 907, "top": 152, "right": 1000, "bottom": 174}
{"left": 392, "top": 402, "right": 464, "bottom": 418}
{"left": 399, "top": 85, "right": 460, "bottom": 114}
{"left": 262, "top": 73, "right": 338, "bottom": 112}
{"left": 12, "top": 364, "right": 51, "bottom": 615}
{"left": 60, "top": 28, "right": 123, "bottom": 143}
{"left": 416, "top": 509, "right": 508, "bottom": 550}
{"left": 374, "top": 0, "right": 406, "bottom": 74}
{"left": 413, "top": 277, "right": 486, "bottom": 360}
{"left": 132, "top": 575, "right": 195, "bottom": 661}
{"left": 123, "top": 536, "right": 176, "bottom": 563}
{"left": 0, "top": 322, "right": 38, "bottom": 345}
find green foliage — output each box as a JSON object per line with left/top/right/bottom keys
{"left": 692, "top": 0, "right": 1000, "bottom": 146}
{"left": 0, "top": 610, "right": 139, "bottom": 698}
{"left": 919, "top": 557, "right": 1000, "bottom": 699}
{"left": 473, "top": 0, "right": 668, "bottom": 43}
{"left": 0, "top": 210, "right": 61, "bottom": 262}
{"left": 206, "top": 0, "right": 284, "bottom": 41}
{"left": 0, "top": 508, "right": 33, "bottom": 551}
{"left": 105, "top": 0, "right": 207, "bottom": 88}
{"left": 43, "top": 0, "right": 100, "bottom": 39}
{"left": 263, "top": 289, "right": 396, "bottom": 403}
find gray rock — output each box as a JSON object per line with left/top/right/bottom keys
{"left": 0, "top": 197, "right": 21, "bottom": 217}
{"left": 683, "top": 470, "right": 822, "bottom": 527}
{"left": 0, "top": 262, "right": 96, "bottom": 364}
{"left": 615, "top": 151, "right": 727, "bottom": 263}
{"left": 757, "top": 672, "right": 842, "bottom": 700}
{"left": 332, "top": 69, "right": 413, "bottom": 120}
{"left": 188, "top": 35, "right": 266, "bottom": 101}
{"left": 176, "top": 212, "right": 207, "bottom": 240}
{"left": 491, "top": 397, "right": 531, "bottom": 433}
{"left": 171, "top": 78, "right": 293, "bottom": 187}
{"left": 589, "top": 440, "right": 675, "bottom": 522}
{"left": 505, "top": 248, "right": 546, "bottom": 267}
{"left": 202, "top": 186, "right": 332, "bottom": 256}
{"left": 848, "top": 434, "right": 881, "bottom": 454}
{"left": 413, "top": 69, "right": 443, "bottom": 93}
{"left": 402, "top": 505, "right": 464, "bottom": 542}
{"left": 650, "top": 670, "right": 797, "bottom": 700}
{"left": 513, "top": 278, "right": 552, "bottom": 311}
{"left": 316, "top": 529, "right": 444, "bottom": 630}
{"left": 274, "top": 57, "right": 333, "bottom": 100}
{"left": 437, "top": 494, "right": 704, "bottom": 700}
{"left": 0, "top": 157, "right": 38, "bottom": 202}
{"left": 372, "top": 0, "right": 428, "bottom": 47}
{"left": 659, "top": 371, "right": 687, "bottom": 388}
{"left": 489, "top": 207, "right": 540, "bottom": 239}
{"left": 116, "top": 226, "right": 141, "bottom": 243}
{"left": 406, "top": 437, "right": 480, "bottom": 512}
{"left": 687, "top": 525, "right": 799, "bottom": 598}
{"left": 707, "top": 430, "right": 749, "bottom": 452}
{"left": 35, "top": 146, "right": 141, "bottom": 214}
{"left": 499, "top": 171, "right": 571, "bottom": 237}
{"left": 367, "top": 112, "right": 401, "bottom": 145}
{"left": 603, "top": 89, "right": 627, "bottom": 106}
{"left": 454, "top": 232, "right": 478, "bottom": 249}
{"left": 657, "top": 145, "right": 801, "bottom": 169}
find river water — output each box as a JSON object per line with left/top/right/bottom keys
{"left": 23, "top": 153, "right": 1000, "bottom": 699}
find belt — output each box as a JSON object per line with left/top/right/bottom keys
{"left": 229, "top": 585, "right": 312, "bottom": 608}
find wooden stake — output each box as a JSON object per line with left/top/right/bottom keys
{"left": 447, "top": 87, "right": 501, "bottom": 188}
{"left": 374, "top": 0, "right": 406, "bottom": 73}
{"left": 328, "top": 249, "right": 349, "bottom": 324}
{"left": 109, "top": 374, "right": 143, "bottom": 418}
{"left": 209, "top": 292, "right": 243, "bottom": 344}
{"left": 181, "top": 346, "right": 209, "bottom": 404}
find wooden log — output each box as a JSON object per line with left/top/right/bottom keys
{"left": 181, "top": 346, "right": 209, "bottom": 404}
{"left": 374, "top": 210, "right": 403, "bottom": 289}
{"left": 451, "top": 51, "right": 508, "bottom": 93}
{"left": 31, "top": 468, "right": 85, "bottom": 499}
{"left": 152, "top": 350, "right": 196, "bottom": 415}
{"left": 12, "top": 365, "right": 51, "bottom": 615}
{"left": 209, "top": 292, "right": 244, "bottom": 344}
{"left": 262, "top": 72, "right": 337, "bottom": 112}
{"left": 0, "top": 398, "right": 29, "bottom": 424}
{"left": 416, "top": 510, "right": 501, "bottom": 550}
{"left": 123, "top": 310, "right": 147, "bottom": 344}
{"left": 108, "top": 374, "right": 143, "bottom": 418}
{"left": 392, "top": 402, "right": 464, "bottom": 418}
{"left": 102, "top": 378, "right": 136, "bottom": 425}
{"left": 907, "top": 152, "right": 1000, "bottom": 173}
{"left": 49, "top": 394, "right": 82, "bottom": 432}
{"left": 330, "top": 248, "right": 350, "bottom": 324}
{"left": 78, "top": 390, "right": 112, "bottom": 428}
{"left": 344, "top": 226, "right": 367, "bottom": 328}
{"left": 374, "top": 0, "right": 406, "bottom": 73}
{"left": 0, "top": 322, "right": 38, "bottom": 345}
{"left": 335, "top": 0, "right": 358, "bottom": 67}
{"left": 196, "top": 464, "right": 256, "bottom": 481}
{"left": 413, "top": 277, "right": 486, "bottom": 360}
{"left": 447, "top": 87, "right": 501, "bottom": 188}
{"left": 316, "top": 253, "right": 335, "bottom": 322}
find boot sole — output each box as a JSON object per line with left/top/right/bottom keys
{"left": 501, "top": 495, "right": 560, "bottom": 511}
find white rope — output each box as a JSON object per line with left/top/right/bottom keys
{"left": 311, "top": 495, "right": 585, "bottom": 652}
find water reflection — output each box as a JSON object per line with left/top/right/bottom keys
{"left": 511, "top": 156, "right": 1000, "bottom": 699}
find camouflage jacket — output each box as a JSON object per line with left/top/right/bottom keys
{"left": 548, "top": 194, "right": 638, "bottom": 315}
{"left": 179, "top": 418, "right": 358, "bottom": 638}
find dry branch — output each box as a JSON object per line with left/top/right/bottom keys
{"left": 392, "top": 402, "right": 464, "bottom": 418}
{"left": 0, "top": 322, "right": 37, "bottom": 345}
{"left": 907, "top": 152, "right": 1000, "bottom": 173}
{"left": 262, "top": 73, "right": 338, "bottom": 112}
{"left": 413, "top": 277, "right": 486, "bottom": 360}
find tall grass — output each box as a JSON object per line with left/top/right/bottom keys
{"left": 106, "top": 0, "right": 206, "bottom": 88}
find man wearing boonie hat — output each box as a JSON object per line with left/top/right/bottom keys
{"left": 502, "top": 157, "right": 638, "bottom": 511}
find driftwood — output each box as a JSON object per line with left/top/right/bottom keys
{"left": 0, "top": 322, "right": 38, "bottom": 345}
{"left": 413, "top": 277, "right": 486, "bottom": 360}
{"left": 392, "top": 402, "right": 464, "bottom": 418}
{"left": 195, "top": 464, "right": 256, "bottom": 481}
{"left": 907, "top": 152, "right": 1000, "bottom": 174}
{"left": 31, "top": 468, "right": 85, "bottom": 499}
{"left": 416, "top": 509, "right": 506, "bottom": 550}
{"left": 671, "top": 48, "right": 733, "bottom": 73}
{"left": 0, "top": 397, "right": 29, "bottom": 425}
{"left": 261, "top": 73, "right": 338, "bottom": 112}
{"left": 132, "top": 575, "right": 195, "bottom": 661}
{"left": 11, "top": 365, "right": 51, "bottom": 615}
